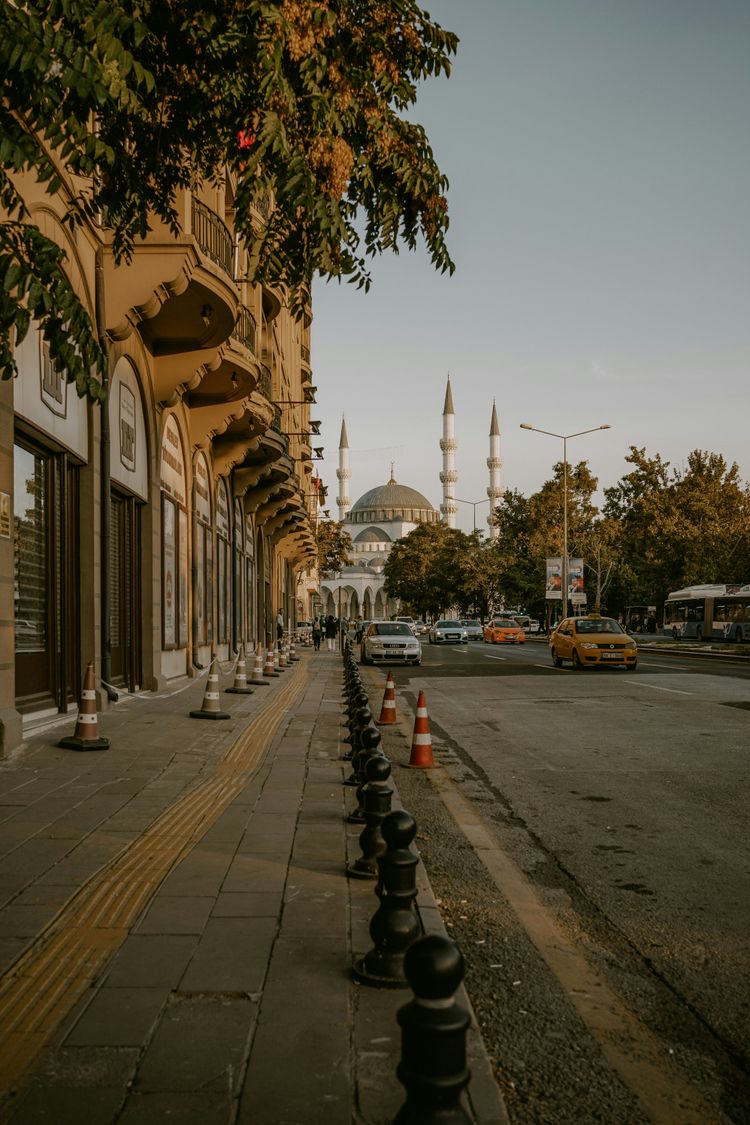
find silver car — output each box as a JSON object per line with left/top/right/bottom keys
{"left": 361, "top": 621, "right": 422, "bottom": 665}
{"left": 429, "top": 619, "right": 468, "bottom": 644}
{"left": 460, "top": 619, "right": 484, "bottom": 641}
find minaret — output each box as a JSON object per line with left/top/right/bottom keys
{"left": 487, "top": 400, "right": 502, "bottom": 540}
{"left": 336, "top": 416, "right": 351, "bottom": 522}
{"left": 439, "top": 375, "right": 458, "bottom": 528}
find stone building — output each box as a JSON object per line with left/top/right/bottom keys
{"left": 1, "top": 160, "right": 318, "bottom": 753}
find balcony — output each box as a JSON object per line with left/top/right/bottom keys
{"left": 104, "top": 191, "right": 238, "bottom": 355}
{"left": 257, "top": 364, "right": 272, "bottom": 401}
{"left": 231, "top": 305, "right": 257, "bottom": 354}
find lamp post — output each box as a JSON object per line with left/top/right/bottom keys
{"left": 519, "top": 423, "right": 610, "bottom": 622}
{"left": 454, "top": 496, "right": 490, "bottom": 535}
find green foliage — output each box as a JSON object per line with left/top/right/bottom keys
{"left": 1, "top": 0, "right": 457, "bottom": 397}
{"left": 384, "top": 522, "right": 474, "bottom": 619}
{"left": 316, "top": 518, "right": 352, "bottom": 578}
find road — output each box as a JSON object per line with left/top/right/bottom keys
{"left": 376, "top": 638, "right": 750, "bottom": 1124}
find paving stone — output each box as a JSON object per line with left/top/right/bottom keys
{"left": 65, "top": 987, "right": 168, "bottom": 1047}
{"left": 212, "top": 891, "right": 282, "bottom": 917}
{"left": 29, "top": 1045, "right": 140, "bottom": 1087}
{"left": 7, "top": 1086, "right": 125, "bottom": 1124}
{"left": 156, "top": 848, "right": 232, "bottom": 897}
{"left": 118, "top": 1090, "right": 232, "bottom": 1124}
{"left": 222, "top": 853, "right": 288, "bottom": 894}
{"left": 134, "top": 994, "right": 256, "bottom": 1092}
{"left": 0, "top": 903, "right": 60, "bottom": 937}
{"left": 135, "top": 896, "right": 214, "bottom": 936}
{"left": 104, "top": 935, "right": 198, "bottom": 988}
{"left": 179, "top": 917, "right": 277, "bottom": 993}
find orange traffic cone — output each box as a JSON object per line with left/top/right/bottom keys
{"left": 226, "top": 644, "right": 253, "bottom": 695}
{"left": 407, "top": 690, "right": 435, "bottom": 768}
{"left": 190, "top": 657, "right": 230, "bottom": 720}
{"left": 58, "top": 662, "right": 110, "bottom": 751}
{"left": 264, "top": 647, "right": 279, "bottom": 678}
{"left": 250, "top": 648, "right": 270, "bottom": 686}
{"left": 377, "top": 671, "right": 397, "bottom": 725}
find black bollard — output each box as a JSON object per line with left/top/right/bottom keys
{"left": 392, "top": 935, "right": 472, "bottom": 1125}
{"left": 347, "top": 725, "right": 383, "bottom": 821}
{"left": 347, "top": 755, "right": 393, "bottom": 877}
{"left": 352, "top": 810, "right": 421, "bottom": 988}
{"left": 345, "top": 706, "right": 373, "bottom": 776}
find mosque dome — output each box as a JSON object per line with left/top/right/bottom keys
{"left": 348, "top": 475, "right": 439, "bottom": 525}
{"left": 354, "top": 527, "right": 392, "bottom": 543}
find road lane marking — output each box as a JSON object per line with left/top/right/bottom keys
{"left": 427, "top": 769, "right": 716, "bottom": 1125}
{"left": 624, "top": 680, "right": 693, "bottom": 695}
{"left": 482, "top": 654, "right": 507, "bottom": 662}
{"left": 534, "top": 663, "right": 568, "bottom": 671}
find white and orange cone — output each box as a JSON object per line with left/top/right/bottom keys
{"left": 407, "top": 689, "right": 435, "bottom": 768}
{"left": 226, "top": 644, "right": 253, "bottom": 695}
{"left": 278, "top": 642, "right": 288, "bottom": 669}
{"left": 377, "top": 671, "right": 397, "bottom": 725}
{"left": 264, "top": 647, "right": 279, "bottom": 678}
{"left": 58, "top": 662, "right": 110, "bottom": 751}
{"left": 190, "top": 657, "right": 231, "bottom": 720}
{"left": 250, "top": 648, "right": 270, "bottom": 685}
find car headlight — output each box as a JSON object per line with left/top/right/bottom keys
{"left": 580, "top": 642, "right": 598, "bottom": 649}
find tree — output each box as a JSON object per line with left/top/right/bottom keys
{"left": 384, "top": 522, "right": 471, "bottom": 620}
{"left": 316, "top": 518, "right": 351, "bottom": 579}
{"left": 1, "top": 0, "right": 457, "bottom": 398}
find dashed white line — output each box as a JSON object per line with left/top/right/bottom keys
{"left": 623, "top": 680, "right": 693, "bottom": 695}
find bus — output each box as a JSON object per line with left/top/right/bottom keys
{"left": 663, "top": 584, "right": 750, "bottom": 642}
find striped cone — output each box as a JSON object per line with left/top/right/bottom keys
{"left": 407, "top": 690, "right": 435, "bottom": 768}
{"left": 250, "top": 648, "right": 270, "bottom": 686}
{"left": 58, "top": 662, "right": 110, "bottom": 751}
{"left": 278, "top": 643, "right": 288, "bottom": 669}
{"left": 190, "top": 657, "right": 230, "bottom": 720}
{"left": 377, "top": 671, "right": 397, "bottom": 725}
{"left": 289, "top": 639, "right": 299, "bottom": 661}
{"left": 226, "top": 644, "right": 253, "bottom": 695}
{"left": 264, "top": 647, "right": 280, "bottom": 678}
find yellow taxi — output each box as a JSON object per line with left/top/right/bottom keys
{"left": 550, "top": 614, "right": 637, "bottom": 670}
{"left": 484, "top": 616, "right": 526, "bottom": 644}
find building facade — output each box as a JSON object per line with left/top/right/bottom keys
{"left": 1, "top": 161, "right": 318, "bottom": 753}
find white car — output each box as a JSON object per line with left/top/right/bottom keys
{"left": 429, "top": 619, "right": 468, "bottom": 644}
{"left": 361, "top": 622, "right": 422, "bottom": 665}
{"left": 460, "top": 619, "right": 484, "bottom": 641}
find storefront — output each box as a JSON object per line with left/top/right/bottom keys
{"left": 160, "top": 413, "right": 189, "bottom": 679}
{"left": 13, "top": 330, "right": 89, "bottom": 716}
{"left": 109, "top": 358, "right": 148, "bottom": 691}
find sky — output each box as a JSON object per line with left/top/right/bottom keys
{"left": 310, "top": 0, "right": 750, "bottom": 534}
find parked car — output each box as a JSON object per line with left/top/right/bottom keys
{"left": 549, "top": 614, "right": 638, "bottom": 670}
{"left": 361, "top": 621, "right": 421, "bottom": 665}
{"left": 484, "top": 617, "right": 525, "bottom": 644}
{"left": 429, "top": 620, "right": 468, "bottom": 644}
{"left": 460, "top": 619, "right": 484, "bottom": 641}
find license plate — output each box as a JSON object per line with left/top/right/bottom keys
{"left": 601, "top": 652, "right": 622, "bottom": 660}
{"left": 384, "top": 644, "right": 404, "bottom": 649}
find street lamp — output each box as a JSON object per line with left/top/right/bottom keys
{"left": 520, "top": 423, "right": 610, "bottom": 621}
{"left": 454, "top": 496, "right": 490, "bottom": 535}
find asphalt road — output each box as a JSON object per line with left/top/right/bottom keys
{"left": 377, "top": 638, "right": 750, "bottom": 1125}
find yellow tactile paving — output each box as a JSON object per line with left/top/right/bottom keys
{"left": 0, "top": 663, "right": 307, "bottom": 1093}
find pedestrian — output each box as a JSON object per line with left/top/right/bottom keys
{"left": 324, "top": 614, "right": 337, "bottom": 652}
{"left": 277, "top": 610, "right": 284, "bottom": 650}
{"left": 312, "top": 617, "right": 322, "bottom": 651}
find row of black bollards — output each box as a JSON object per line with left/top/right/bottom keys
{"left": 340, "top": 638, "right": 472, "bottom": 1124}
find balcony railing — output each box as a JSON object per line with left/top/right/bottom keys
{"left": 191, "top": 198, "right": 233, "bottom": 276}
{"left": 232, "top": 305, "right": 256, "bottom": 353}
{"left": 258, "top": 363, "right": 272, "bottom": 400}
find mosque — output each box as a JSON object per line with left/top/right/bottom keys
{"left": 318, "top": 377, "right": 502, "bottom": 619}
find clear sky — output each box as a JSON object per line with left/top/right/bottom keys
{"left": 311, "top": 0, "right": 750, "bottom": 533}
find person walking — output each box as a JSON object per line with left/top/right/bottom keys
{"left": 277, "top": 610, "right": 284, "bottom": 650}
{"left": 324, "top": 614, "right": 337, "bottom": 652}
{"left": 312, "top": 617, "right": 322, "bottom": 651}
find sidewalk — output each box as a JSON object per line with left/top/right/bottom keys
{"left": 0, "top": 649, "right": 507, "bottom": 1124}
